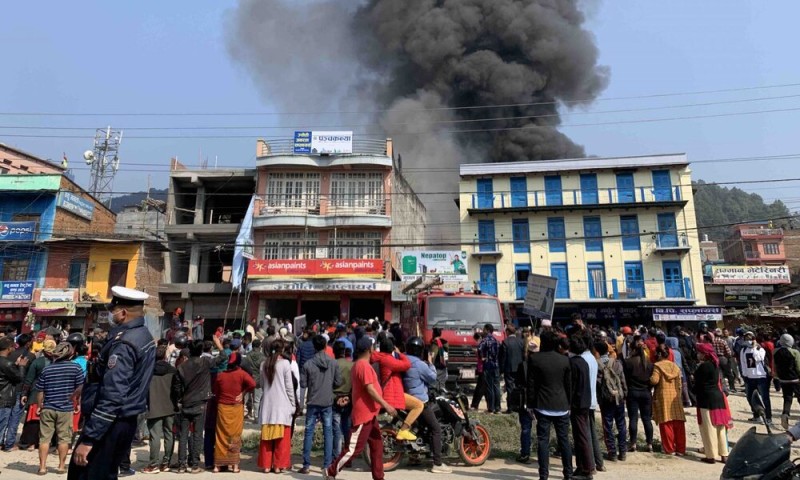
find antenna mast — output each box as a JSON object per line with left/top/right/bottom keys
{"left": 86, "top": 126, "right": 123, "bottom": 205}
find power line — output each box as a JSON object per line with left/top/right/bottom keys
{"left": 3, "top": 81, "right": 800, "bottom": 117}
{"left": 5, "top": 105, "right": 800, "bottom": 140}
{"left": 4, "top": 92, "right": 800, "bottom": 131}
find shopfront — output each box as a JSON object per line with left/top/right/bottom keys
{"left": 247, "top": 259, "right": 391, "bottom": 325}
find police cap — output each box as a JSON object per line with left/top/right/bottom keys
{"left": 107, "top": 286, "right": 149, "bottom": 310}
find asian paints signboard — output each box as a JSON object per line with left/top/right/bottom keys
{"left": 711, "top": 265, "right": 791, "bottom": 284}
{"left": 293, "top": 131, "right": 353, "bottom": 154}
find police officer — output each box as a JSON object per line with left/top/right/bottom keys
{"left": 68, "top": 286, "right": 156, "bottom": 480}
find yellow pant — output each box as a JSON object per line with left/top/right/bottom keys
{"left": 403, "top": 394, "right": 424, "bottom": 427}
{"left": 698, "top": 408, "right": 729, "bottom": 459}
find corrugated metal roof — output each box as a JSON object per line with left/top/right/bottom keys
{"left": 459, "top": 153, "right": 688, "bottom": 176}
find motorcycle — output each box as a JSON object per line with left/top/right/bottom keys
{"left": 721, "top": 392, "right": 799, "bottom": 480}
{"left": 364, "top": 388, "right": 492, "bottom": 471}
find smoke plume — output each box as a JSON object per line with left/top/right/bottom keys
{"left": 226, "top": 0, "right": 609, "bottom": 241}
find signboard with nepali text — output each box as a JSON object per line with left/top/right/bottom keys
{"left": 652, "top": 306, "right": 723, "bottom": 322}
{"left": 293, "top": 131, "right": 353, "bottom": 155}
{"left": 247, "top": 259, "right": 384, "bottom": 279}
{"left": 56, "top": 192, "right": 94, "bottom": 220}
{"left": 711, "top": 265, "right": 790, "bottom": 284}
{"left": 0, "top": 281, "right": 35, "bottom": 301}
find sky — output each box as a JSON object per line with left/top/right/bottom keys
{"left": 1, "top": 1, "right": 800, "bottom": 209}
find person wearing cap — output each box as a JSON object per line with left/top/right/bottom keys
{"left": 617, "top": 327, "right": 633, "bottom": 360}
{"left": 739, "top": 331, "right": 773, "bottom": 424}
{"left": 68, "top": 286, "right": 157, "bottom": 479}
{"left": 35, "top": 342, "right": 82, "bottom": 475}
{"left": 774, "top": 333, "right": 800, "bottom": 430}
{"left": 19, "top": 339, "right": 57, "bottom": 451}
{"left": 325, "top": 336, "right": 397, "bottom": 480}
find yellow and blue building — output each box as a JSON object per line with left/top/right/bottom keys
{"left": 459, "top": 154, "right": 707, "bottom": 326}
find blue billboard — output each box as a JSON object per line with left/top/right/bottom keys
{"left": 56, "top": 192, "right": 94, "bottom": 220}
{"left": 293, "top": 131, "right": 312, "bottom": 154}
{"left": 0, "top": 281, "right": 35, "bottom": 301}
{"left": 0, "top": 221, "right": 37, "bottom": 241}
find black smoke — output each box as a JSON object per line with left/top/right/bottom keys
{"left": 226, "top": 0, "right": 609, "bottom": 240}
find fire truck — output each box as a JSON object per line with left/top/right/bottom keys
{"left": 399, "top": 277, "right": 506, "bottom": 383}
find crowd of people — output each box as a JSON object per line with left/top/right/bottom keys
{"left": 472, "top": 315, "right": 800, "bottom": 480}
{"left": 2, "top": 286, "right": 799, "bottom": 479}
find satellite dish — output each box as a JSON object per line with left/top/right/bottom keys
{"left": 83, "top": 150, "right": 95, "bottom": 164}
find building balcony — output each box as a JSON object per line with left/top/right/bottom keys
{"left": 467, "top": 186, "right": 686, "bottom": 214}
{"left": 500, "top": 277, "right": 697, "bottom": 303}
{"left": 253, "top": 194, "right": 390, "bottom": 229}
{"left": 468, "top": 240, "right": 503, "bottom": 258}
{"left": 255, "top": 139, "right": 392, "bottom": 169}
{"left": 653, "top": 232, "right": 691, "bottom": 254}
{"left": 740, "top": 228, "right": 784, "bottom": 238}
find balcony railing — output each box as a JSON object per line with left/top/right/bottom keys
{"left": 654, "top": 232, "right": 690, "bottom": 251}
{"left": 740, "top": 228, "right": 784, "bottom": 237}
{"left": 256, "top": 194, "right": 387, "bottom": 217}
{"left": 257, "top": 138, "right": 388, "bottom": 157}
{"left": 469, "top": 185, "right": 683, "bottom": 210}
{"left": 501, "top": 277, "right": 695, "bottom": 301}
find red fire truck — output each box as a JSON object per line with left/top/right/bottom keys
{"left": 399, "top": 277, "right": 506, "bottom": 382}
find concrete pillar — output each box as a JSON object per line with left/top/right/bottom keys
{"left": 194, "top": 185, "right": 206, "bottom": 225}
{"left": 188, "top": 243, "right": 200, "bottom": 284}
{"left": 199, "top": 251, "right": 210, "bottom": 283}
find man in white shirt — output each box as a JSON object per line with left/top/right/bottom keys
{"left": 740, "top": 331, "right": 773, "bottom": 423}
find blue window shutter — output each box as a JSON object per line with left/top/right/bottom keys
{"left": 512, "top": 219, "right": 530, "bottom": 253}
{"left": 548, "top": 218, "right": 566, "bottom": 252}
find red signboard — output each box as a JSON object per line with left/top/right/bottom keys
{"left": 248, "top": 259, "right": 384, "bottom": 279}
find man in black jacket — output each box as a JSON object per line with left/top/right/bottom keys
{"left": 569, "top": 336, "right": 594, "bottom": 480}
{"left": 526, "top": 331, "right": 572, "bottom": 480}
{"left": 499, "top": 325, "right": 525, "bottom": 413}
{"left": 172, "top": 337, "right": 225, "bottom": 473}
{"left": 142, "top": 345, "right": 178, "bottom": 473}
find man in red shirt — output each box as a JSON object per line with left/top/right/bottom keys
{"left": 324, "top": 337, "right": 397, "bottom": 480}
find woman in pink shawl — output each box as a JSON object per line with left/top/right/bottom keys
{"left": 694, "top": 342, "right": 732, "bottom": 464}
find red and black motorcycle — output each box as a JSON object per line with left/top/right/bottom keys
{"left": 365, "top": 388, "right": 491, "bottom": 471}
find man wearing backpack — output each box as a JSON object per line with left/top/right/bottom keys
{"left": 430, "top": 328, "right": 448, "bottom": 390}
{"left": 596, "top": 341, "right": 628, "bottom": 462}
{"left": 774, "top": 334, "right": 800, "bottom": 430}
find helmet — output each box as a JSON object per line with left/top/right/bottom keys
{"left": 698, "top": 321, "right": 708, "bottom": 331}
{"left": 66, "top": 332, "right": 86, "bottom": 350}
{"left": 405, "top": 336, "right": 425, "bottom": 358}
{"left": 174, "top": 334, "right": 189, "bottom": 349}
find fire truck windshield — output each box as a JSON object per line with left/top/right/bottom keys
{"left": 427, "top": 296, "right": 502, "bottom": 329}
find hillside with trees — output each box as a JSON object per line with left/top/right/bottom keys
{"left": 693, "top": 180, "right": 792, "bottom": 241}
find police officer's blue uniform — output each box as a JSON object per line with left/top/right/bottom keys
{"left": 67, "top": 313, "right": 155, "bottom": 480}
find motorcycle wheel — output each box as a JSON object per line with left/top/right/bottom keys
{"left": 458, "top": 424, "right": 491, "bottom": 466}
{"left": 362, "top": 425, "right": 404, "bottom": 472}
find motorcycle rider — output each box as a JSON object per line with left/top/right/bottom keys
{"left": 403, "top": 337, "right": 452, "bottom": 474}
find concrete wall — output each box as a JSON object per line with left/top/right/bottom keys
{"left": 86, "top": 243, "right": 141, "bottom": 302}
{"left": 115, "top": 209, "right": 166, "bottom": 240}
{"left": 459, "top": 164, "right": 706, "bottom": 304}
{"left": 388, "top": 168, "right": 427, "bottom": 270}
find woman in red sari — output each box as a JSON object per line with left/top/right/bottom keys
{"left": 694, "top": 343, "right": 732, "bottom": 464}
{"left": 213, "top": 352, "right": 255, "bottom": 473}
